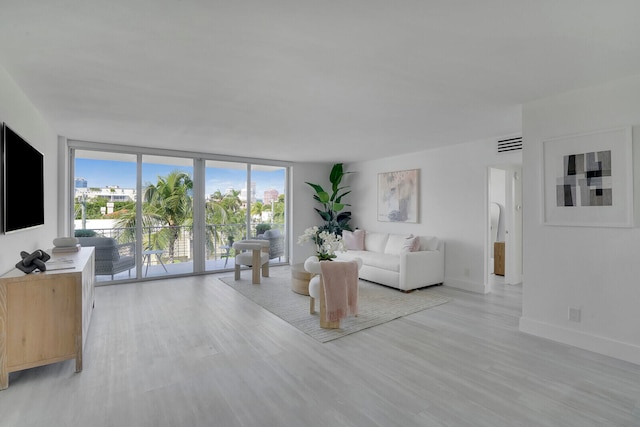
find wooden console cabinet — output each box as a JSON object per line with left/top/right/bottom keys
{"left": 0, "top": 247, "right": 95, "bottom": 389}
{"left": 494, "top": 241, "right": 505, "bottom": 276}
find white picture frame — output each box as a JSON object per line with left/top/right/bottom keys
{"left": 542, "top": 126, "right": 633, "bottom": 227}
{"left": 377, "top": 169, "right": 419, "bottom": 223}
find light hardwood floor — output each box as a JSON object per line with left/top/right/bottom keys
{"left": 1, "top": 267, "right": 638, "bottom": 427}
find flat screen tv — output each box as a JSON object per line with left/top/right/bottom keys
{"left": 2, "top": 123, "right": 45, "bottom": 233}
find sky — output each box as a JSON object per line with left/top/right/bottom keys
{"left": 74, "top": 159, "right": 286, "bottom": 199}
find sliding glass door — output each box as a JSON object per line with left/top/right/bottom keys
{"left": 250, "top": 164, "right": 287, "bottom": 262}
{"left": 204, "top": 160, "right": 247, "bottom": 272}
{"left": 71, "top": 144, "right": 289, "bottom": 283}
{"left": 139, "top": 155, "right": 194, "bottom": 278}
{"left": 73, "top": 150, "right": 139, "bottom": 283}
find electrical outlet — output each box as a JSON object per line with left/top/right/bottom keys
{"left": 568, "top": 307, "right": 581, "bottom": 322}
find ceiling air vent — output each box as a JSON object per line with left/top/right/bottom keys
{"left": 497, "top": 136, "right": 522, "bottom": 153}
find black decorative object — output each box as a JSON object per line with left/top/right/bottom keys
{"left": 16, "top": 249, "right": 51, "bottom": 273}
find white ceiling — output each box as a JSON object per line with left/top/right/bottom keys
{"left": 1, "top": 1, "right": 640, "bottom": 163}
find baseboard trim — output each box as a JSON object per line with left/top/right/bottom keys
{"left": 519, "top": 316, "right": 640, "bottom": 366}
{"left": 444, "top": 277, "right": 488, "bottom": 294}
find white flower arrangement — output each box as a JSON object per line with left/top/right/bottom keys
{"left": 297, "top": 226, "right": 346, "bottom": 260}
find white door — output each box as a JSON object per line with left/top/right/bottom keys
{"left": 504, "top": 166, "right": 523, "bottom": 285}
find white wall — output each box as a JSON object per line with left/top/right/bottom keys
{"left": 289, "top": 162, "right": 332, "bottom": 265}
{"left": 348, "top": 141, "right": 521, "bottom": 293}
{"left": 0, "top": 66, "right": 58, "bottom": 275}
{"left": 520, "top": 73, "right": 640, "bottom": 366}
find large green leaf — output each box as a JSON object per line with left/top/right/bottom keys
{"left": 314, "top": 208, "right": 332, "bottom": 222}
{"left": 334, "top": 190, "right": 351, "bottom": 203}
{"left": 306, "top": 183, "right": 330, "bottom": 204}
{"left": 318, "top": 191, "right": 330, "bottom": 203}
{"left": 305, "top": 181, "right": 326, "bottom": 195}
{"left": 337, "top": 211, "right": 351, "bottom": 222}
{"left": 329, "top": 163, "right": 344, "bottom": 190}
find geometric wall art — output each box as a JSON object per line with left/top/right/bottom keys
{"left": 378, "top": 169, "right": 419, "bottom": 223}
{"left": 543, "top": 126, "right": 633, "bottom": 227}
{"left": 557, "top": 150, "right": 612, "bottom": 207}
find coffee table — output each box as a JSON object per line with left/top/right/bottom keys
{"left": 291, "top": 263, "right": 313, "bottom": 295}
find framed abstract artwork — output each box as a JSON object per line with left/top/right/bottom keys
{"left": 542, "top": 126, "right": 633, "bottom": 227}
{"left": 378, "top": 169, "right": 419, "bottom": 223}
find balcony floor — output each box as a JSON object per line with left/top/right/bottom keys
{"left": 96, "top": 257, "right": 286, "bottom": 284}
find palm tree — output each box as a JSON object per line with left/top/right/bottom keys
{"left": 205, "top": 189, "right": 245, "bottom": 255}
{"left": 144, "top": 170, "right": 193, "bottom": 263}
{"left": 251, "top": 201, "right": 264, "bottom": 221}
{"left": 115, "top": 170, "right": 193, "bottom": 263}
{"left": 272, "top": 194, "right": 285, "bottom": 224}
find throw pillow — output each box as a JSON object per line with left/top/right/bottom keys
{"left": 402, "top": 235, "right": 420, "bottom": 253}
{"left": 343, "top": 229, "right": 365, "bottom": 250}
{"left": 365, "top": 232, "right": 389, "bottom": 253}
{"left": 384, "top": 234, "right": 411, "bottom": 255}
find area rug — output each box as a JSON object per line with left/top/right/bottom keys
{"left": 218, "top": 269, "right": 450, "bottom": 342}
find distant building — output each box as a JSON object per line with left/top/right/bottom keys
{"left": 75, "top": 177, "right": 87, "bottom": 188}
{"left": 75, "top": 185, "right": 136, "bottom": 202}
{"left": 239, "top": 182, "right": 257, "bottom": 203}
{"left": 263, "top": 189, "right": 279, "bottom": 205}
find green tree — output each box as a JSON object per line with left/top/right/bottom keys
{"left": 144, "top": 171, "right": 193, "bottom": 262}
{"left": 272, "top": 194, "right": 285, "bottom": 224}
{"left": 251, "top": 201, "right": 264, "bottom": 221}
{"left": 205, "top": 189, "right": 245, "bottom": 253}
{"left": 74, "top": 198, "right": 107, "bottom": 220}
{"left": 115, "top": 170, "right": 193, "bottom": 263}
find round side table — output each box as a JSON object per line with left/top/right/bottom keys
{"left": 291, "top": 263, "right": 313, "bottom": 295}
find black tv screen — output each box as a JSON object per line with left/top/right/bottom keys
{"left": 2, "top": 123, "right": 45, "bottom": 233}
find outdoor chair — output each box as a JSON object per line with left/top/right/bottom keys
{"left": 257, "top": 228, "right": 284, "bottom": 261}
{"left": 77, "top": 236, "right": 136, "bottom": 279}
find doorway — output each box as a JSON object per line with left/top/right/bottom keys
{"left": 487, "top": 165, "right": 522, "bottom": 289}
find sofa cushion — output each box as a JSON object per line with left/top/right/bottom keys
{"left": 364, "top": 232, "right": 389, "bottom": 253}
{"left": 339, "top": 250, "right": 400, "bottom": 273}
{"left": 384, "top": 234, "right": 412, "bottom": 255}
{"left": 342, "top": 229, "right": 365, "bottom": 250}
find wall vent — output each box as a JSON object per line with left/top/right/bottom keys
{"left": 497, "top": 136, "right": 522, "bottom": 153}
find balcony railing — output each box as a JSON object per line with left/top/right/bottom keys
{"left": 80, "top": 222, "right": 285, "bottom": 281}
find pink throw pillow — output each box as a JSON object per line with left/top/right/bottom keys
{"left": 402, "top": 235, "right": 420, "bottom": 253}
{"left": 343, "top": 229, "right": 365, "bottom": 250}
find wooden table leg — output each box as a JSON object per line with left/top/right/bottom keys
{"left": 319, "top": 277, "right": 340, "bottom": 329}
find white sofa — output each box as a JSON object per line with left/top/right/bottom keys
{"left": 335, "top": 230, "right": 444, "bottom": 292}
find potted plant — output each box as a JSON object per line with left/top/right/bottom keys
{"left": 255, "top": 223, "right": 271, "bottom": 236}
{"left": 305, "top": 163, "right": 353, "bottom": 235}
{"left": 297, "top": 225, "right": 346, "bottom": 261}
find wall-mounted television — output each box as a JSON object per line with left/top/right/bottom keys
{"left": 2, "top": 123, "right": 45, "bottom": 233}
